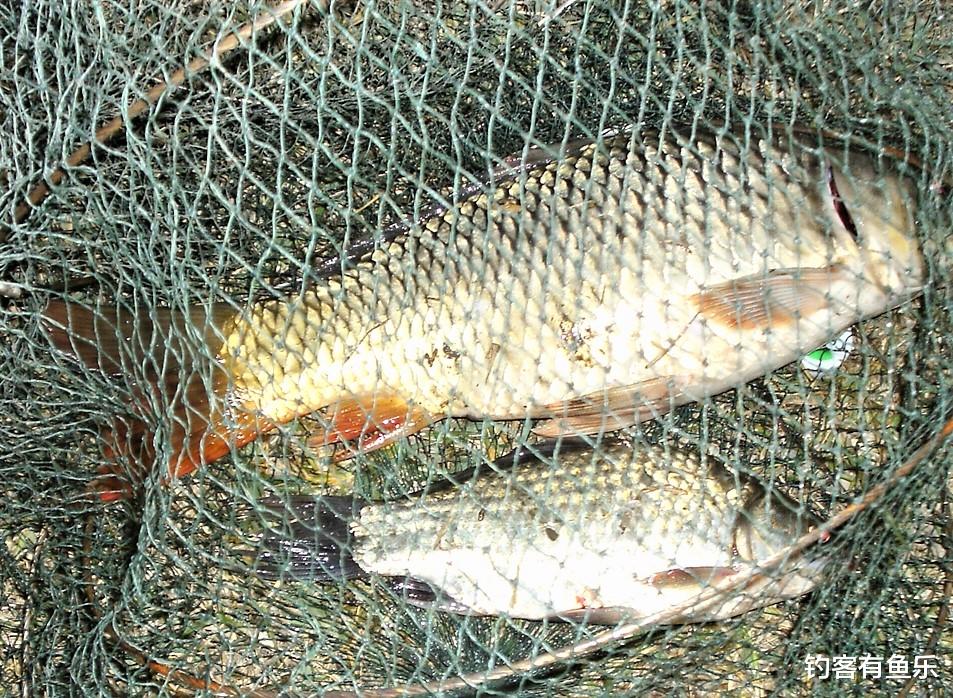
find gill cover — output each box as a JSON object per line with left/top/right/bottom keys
{"left": 827, "top": 148, "right": 924, "bottom": 296}
{"left": 734, "top": 486, "right": 818, "bottom": 563}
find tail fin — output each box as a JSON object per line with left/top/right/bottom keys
{"left": 42, "top": 299, "right": 270, "bottom": 501}
{"left": 252, "top": 495, "right": 368, "bottom": 582}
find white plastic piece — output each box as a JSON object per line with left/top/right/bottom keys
{"left": 801, "top": 329, "right": 855, "bottom": 374}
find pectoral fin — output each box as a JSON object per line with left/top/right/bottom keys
{"left": 694, "top": 267, "right": 847, "bottom": 329}
{"left": 647, "top": 566, "right": 740, "bottom": 590}
{"left": 553, "top": 607, "right": 634, "bottom": 625}
{"left": 533, "top": 376, "right": 690, "bottom": 437}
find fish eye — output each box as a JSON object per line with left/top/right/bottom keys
{"left": 827, "top": 165, "right": 859, "bottom": 241}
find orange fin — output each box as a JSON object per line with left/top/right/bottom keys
{"left": 95, "top": 381, "right": 274, "bottom": 497}
{"left": 163, "top": 392, "right": 273, "bottom": 480}
{"left": 42, "top": 299, "right": 268, "bottom": 500}
{"left": 308, "top": 394, "right": 433, "bottom": 460}
{"left": 553, "top": 607, "right": 633, "bottom": 625}
{"left": 647, "top": 567, "right": 740, "bottom": 590}
{"left": 533, "top": 377, "right": 689, "bottom": 437}
{"left": 693, "top": 267, "right": 847, "bottom": 330}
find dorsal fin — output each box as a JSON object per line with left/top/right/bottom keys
{"left": 308, "top": 135, "right": 620, "bottom": 282}
{"left": 407, "top": 436, "right": 600, "bottom": 499}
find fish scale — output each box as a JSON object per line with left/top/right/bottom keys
{"left": 356, "top": 448, "right": 723, "bottom": 560}
{"left": 44, "top": 125, "right": 923, "bottom": 498}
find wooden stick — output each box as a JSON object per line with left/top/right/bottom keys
{"left": 2, "top": 0, "right": 317, "bottom": 242}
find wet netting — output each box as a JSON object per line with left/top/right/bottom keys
{"left": 1, "top": 1, "right": 952, "bottom": 695}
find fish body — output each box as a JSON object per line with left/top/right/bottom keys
{"left": 223, "top": 126, "right": 923, "bottom": 426}
{"left": 254, "top": 440, "right": 829, "bottom": 623}
{"left": 44, "top": 125, "right": 925, "bottom": 495}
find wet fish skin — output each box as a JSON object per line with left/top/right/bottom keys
{"left": 43, "top": 124, "right": 925, "bottom": 496}
{"left": 253, "top": 440, "right": 830, "bottom": 623}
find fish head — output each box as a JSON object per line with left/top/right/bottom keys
{"left": 732, "top": 485, "right": 833, "bottom": 598}
{"left": 734, "top": 484, "right": 825, "bottom": 560}
{"left": 827, "top": 149, "right": 925, "bottom": 302}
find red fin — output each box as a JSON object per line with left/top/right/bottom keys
{"left": 533, "top": 377, "right": 689, "bottom": 437}
{"left": 97, "top": 391, "right": 273, "bottom": 498}
{"left": 91, "top": 470, "right": 134, "bottom": 503}
{"left": 693, "top": 267, "right": 847, "bottom": 329}
{"left": 308, "top": 394, "right": 433, "bottom": 460}
{"left": 163, "top": 386, "right": 272, "bottom": 480}
{"left": 553, "top": 607, "right": 633, "bottom": 625}
{"left": 648, "top": 567, "right": 739, "bottom": 589}
{"left": 42, "top": 300, "right": 270, "bottom": 500}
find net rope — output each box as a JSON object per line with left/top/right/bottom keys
{"left": 1, "top": 1, "right": 951, "bottom": 695}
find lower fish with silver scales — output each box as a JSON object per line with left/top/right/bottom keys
{"left": 251, "top": 439, "right": 831, "bottom": 624}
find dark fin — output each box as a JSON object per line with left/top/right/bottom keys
{"left": 693, "top": 267, "right": 848, "bottom": 330}
{"left": 533, "top": 377, "right": 689, "bottom": 437}
{"left": 305, "top": 395, "right": 434, "bottom": 462}
{"left": 309, "top": 136, "right": 610, "bottom": 282}
{"left": 493, "top": 136, "right": 604, "bottom": 180}
{"left": 828, "top": 166, "right": 859, "bottom": 241}
{"left": 553, "top": 607, "right": 634, "bottom": 625}
{"left": 386, "top": 576, "right": 475, "bottom": 615}
{"left": 42, "top": 300, "right": 234, "bottom": 376}
{"left": 647, "top": 566, "right": 740, "bottom": 590}
{"left": 252, "top": 495, "right": 368, "bottom": 582}
{"left": 42, "top": 300, "right": 271, "bottom": 500}
{"left": 408, "top": 436, "right": 599, "bottom": 498}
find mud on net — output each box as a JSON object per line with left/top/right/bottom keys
{"left": 1, "top": 1, "right": 952, "bottom": 695}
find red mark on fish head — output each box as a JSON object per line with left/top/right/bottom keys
{"left": 574, "top": 587, "right": 601, "bottom": 608}
{"left": 828, "top": 166, "right": 859, "bottom": 241}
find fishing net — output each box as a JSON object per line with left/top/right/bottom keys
{"left": 1, "top": 0, "right": 952, "bottom": 695}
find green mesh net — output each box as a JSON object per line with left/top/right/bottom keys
{"left": 1, "top": 1, "right": 952, "bottom": 695}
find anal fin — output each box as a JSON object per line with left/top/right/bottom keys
{"left": 533, "top": 376, "right": 689, "bottom": 437}
{"left": 647, "top": 566, "right": 740, "bottom": 590}
{"left": 553, "top": 607, "right": 634, "bottom": 625}
{"left": 309, "top": 394, "right": 434, "bottom": 461}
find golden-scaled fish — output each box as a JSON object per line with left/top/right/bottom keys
{"left": 251, "top": 439, "right": 830, "bottom": 623}
{"left": 43, "top": 125, "right": 924, "bottom": 499}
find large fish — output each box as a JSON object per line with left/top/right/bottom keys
{"left": 251, "top": 439, "right": 831, "bottom": 623}
{"left": 43, "top": 125, "right": 924, "bottom": 498}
